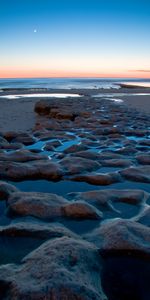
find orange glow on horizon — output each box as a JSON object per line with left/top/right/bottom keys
{"left": 0, "top": 69, "right": 150, "bottom": 79}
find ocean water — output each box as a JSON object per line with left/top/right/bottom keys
{"left": 0, "top": 77, "right": 150, "bottom": 90}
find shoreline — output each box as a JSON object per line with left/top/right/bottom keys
{"left": 0, "top": 87, "right": 150, "bottom": 132}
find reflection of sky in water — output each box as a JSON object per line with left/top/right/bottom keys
{"left": 0, "top": 93, "right": 81, "bottom": 99}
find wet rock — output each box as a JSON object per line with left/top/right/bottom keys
{"left": 73, "top": 150, "right": 102, "bottom": 161}
{"left": 35, "top": 100, "right": 79, "bottom": 121}
{"left": 0, "top": 221, "right": 78, "bottom": 239}
{"left": 136, "top": 154, "right": 150, "bottom": 165}
{"left": 101, "top": 158, "right": 132, "bottom": 167}
{"left": 0, "top": 237, "right": 107, "bottom": 300}
{"left": 3, "top": 131, "right": 20, "bottom": 142}
{"left": 64, "top": 144, "right": 89, "bottom": 154}
{"left": 62, "top": 201, "right": 103, "bottom": 220}
{"left": 120, "top": 166, "right": 150, "bottom": 183}
{"left": 72, "top": 172, "right": 121, "bottom": 186}
{"left": 85, "top": 219, "right": 150, "bottom": 255}
{"left": 98, "top": 152, "right": 124, "bottom": 161}
{"left": 0, "top": 149, "right": 48, "bottom": 162}
{"left": 7, "top": 192, "right": 68, "bottom": 220}
{"left": 68, "top": 189, "right": 147, "bottom": 209}
{"left": 0, "top": 142, "right": 23, "bottom": 151}
{"left": 0, "top": 181, "right": 18, "bottom": 200}
{"left": 61, "top": 157, "right": 101, "bottom": 175}
{"left": 115, "top": 146, "right": 137, "bottom": 155}
{"left": 35, "top": 100, "right": 56, "bottom": 115}
{"left": 44, "top": 140, "right": 62, "bottom": 151}
{"left": 0, "top": 160, "right": 63, "bottom": 181}
{"left": 12, "top": 133, "right": 35, "bottom": 145}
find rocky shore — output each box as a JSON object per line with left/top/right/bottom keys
{"left": 0, "top": 89, "right": 150, "bottom": 299}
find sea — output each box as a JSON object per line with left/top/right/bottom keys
{"left": 0, "top": 77, "right": 150, "bottom": 90}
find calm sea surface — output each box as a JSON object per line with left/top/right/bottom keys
{"left": 0, "top": 77, "right": 150, "bottom": 89}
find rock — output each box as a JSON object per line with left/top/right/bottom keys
{"left": 115, "top": 146, "right": 137, "bottom": 155}
{"left": 120, "top": 166, "right": 150, "bottom": 183}
{"left": 0, "top": 149, "right": 48, "bottom": 162}
{"left": 62, "top": 201, "right": 103, "bottom": 220}
{"left": 3, "top": 131, "right": 19, "bottom": 142}
{"left": 0, "top": 221, "right": 78, "bottom": 239}
{"left": 64, "top": 144, "right": 89, "bottom": 154}
{"left": 0, "top": 142, "right": 23, "bottom": 151}
{"left": 34, "top": 100, "right": 56, "bottom": 115}
{"left": 85, "top": 219, "right": 150, "bottom": 256}
{"left": 12, "top": 133, "right": 35, "bottom": 145}
{"left": 0, "top": 181, "right": 18, "bottom": 200}
{"left": 0, "top": 160, "right": 63, "bottom": 181}
{"left": 71, "top": 172, "right": 121, "bottom": 185}
{"left": 136, "top": 154, "right": 150, "bottom": 165}
{"left": 7, "top": 192, "right": 68, "bottom": 220}
{"left": 68, "top": 189, "right": 147, "bottom": 208}
{"left": 60, "top": 157, "right": 101, "bottom": 175}
{"left": 0, "top": 237, "right": 107, "bottom": 299}
{"left": 44, "top": 140, "right": 62, "bottom": 151}
{"left": 101, "top": 159, "right": 132, "bottom": 167}
{"left": 35, "top": 100, "right": 79, "bottom": 121}
{"left": 73, "top": 151, "right": 102, "bottom": 161}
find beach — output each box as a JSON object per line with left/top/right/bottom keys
{"left": 0, "top": 86, "right": 150, "bottom": 299}
{"left": 0, "top": 87, "right": 150, "bottom": 131}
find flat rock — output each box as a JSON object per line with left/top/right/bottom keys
{"left": 136, "top": 154, "right": 150, "bottom": 165}
{"left": 62, "top": 201, "right": 103, "bottom": 220}
{"left": 0, "top": 160, "right": 63, "bottom": 181}
{"left": 12, "top": 133, "right": 35, "bottom": 145}
{"left": 68, "top": 189, "right": 148, "bottom": 209}
{"left": 71, "top": 172, "right": 121, "bottom": 185}
{"left": 101, "top": 158, "right": 132, "bottom": 167}
{"left": 60, "top": 157, "right": 101, "bottom": 175}
{"left": 120, "top": 166, "right": 150, "bottom": 183}
{"left": 0, "top": 221, "right": 77, "bottom": 239}
{"left": 7, "top": 192, "right": 68, "bottom": 220}
{"left": 0, "top": 149, "right": 48, "bottom": 162}
{"left": 0, "top": 237, "right": 107, "bottom": 299}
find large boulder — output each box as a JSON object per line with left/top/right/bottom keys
{"left": 0, "top": 237, "right": 107, "bottom": 300}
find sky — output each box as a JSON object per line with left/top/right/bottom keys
{"left": 0, "top": 0, "right": 150, "bottom": 78}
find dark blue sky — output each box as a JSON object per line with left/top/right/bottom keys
{"left": 0, "top": 0, "right": 150, "bottom": 78}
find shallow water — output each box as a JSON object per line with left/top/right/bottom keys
{"left": 11, "top": 179, "right": 150, "bottom": 196}
{"left": 0, "top": 93, "right": 81, "bottom": 99}
{"left": 0, "top": 236, "right": 46, "bottom": 264}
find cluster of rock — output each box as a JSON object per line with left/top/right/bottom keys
{"left": 0, "top": 96, "right": 150, "bottom": 299}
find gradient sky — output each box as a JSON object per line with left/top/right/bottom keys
{"left": 0, "top": 0, "right": 150, "bottom": 78}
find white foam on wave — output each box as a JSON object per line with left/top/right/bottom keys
{"left": 0, "top": 93, "right": 81, "bottom": 99}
